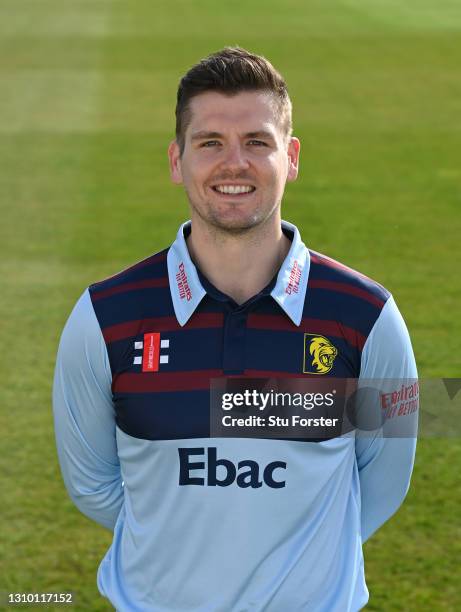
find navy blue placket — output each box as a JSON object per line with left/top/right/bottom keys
{"left": 196, "top": 269, "right": 277, "bottom": 376}
{"left": 222, "top": 303, "right": 248, "bottom": 375}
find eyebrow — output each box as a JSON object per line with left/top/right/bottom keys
{"left": 190, "top": 130, "right": 276, "bottom": 142}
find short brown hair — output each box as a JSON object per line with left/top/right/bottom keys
{"left": 175, "top": 47, "right": 292, "bottom": 155}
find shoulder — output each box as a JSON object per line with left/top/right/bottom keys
{"left": 85, "top": 247, "right": 172, "bottom": 340}
{"left": 305, "top": 249, "right": 393, "bottom": 356}
{"left": 88, "top": 247, "right": 169, "bottom": 302}
{"left": 308, "top": 249, "right": 391, "bottom": 309}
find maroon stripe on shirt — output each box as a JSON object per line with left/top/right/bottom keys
{"left": 91, "top": 251, "right": 168, "bottom": 290}
{"left": 244, "top": 370, "right": 320, "bottom": 378}
{"left": 308, "top": 279, "right": 385, "bottom": 308}
{"left": 92, "top": 278, "right": 169, "bottom": 301}
{"left": 247, "top": 314, "right": 366, "bottom": 350}
{"left": 113, "top": 369, "right": 223, "bottom": 393}
{"left": 309, "top": 252, "right": 376, "bottom": 285}
{"left": 103, "top": 313, "right": 225, "bottom": 344}
{"left": 114, "top": 370, "right": 333, "bottom": 393}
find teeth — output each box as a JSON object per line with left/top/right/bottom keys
{"left": 215, "top": 185, "right": 254, "bottom": 194}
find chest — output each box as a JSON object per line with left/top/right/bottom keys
{"left": 107, "top": 312, "right": 360, "bottom": 441}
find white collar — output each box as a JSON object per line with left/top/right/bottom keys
{"left": 167, "top": 220, "right": 310, "bottom": 327}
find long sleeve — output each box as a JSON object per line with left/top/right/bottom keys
{"left": 356, "top": 295, "right": 418, "bottom": 542}
{"left": 52, "top": 289, "right": 124, "bottom": 530}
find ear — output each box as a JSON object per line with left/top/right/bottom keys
{"left": 286, "top": 137, "right": 300, "bottom": 182}
{"left": 168, "top": 140, "right": 183, "bottom": 184}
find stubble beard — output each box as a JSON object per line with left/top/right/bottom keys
{"left": 186, "top": 189, "right": 281, "bottom": 239}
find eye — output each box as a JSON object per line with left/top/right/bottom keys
{"left": 200, "top": 140, "right": 220, "bottom": 147}
{"left": 248, "top": 140, "right": 268, "bottom": 146}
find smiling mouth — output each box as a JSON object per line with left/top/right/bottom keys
{"left": 211, "top": 184, "right": 256, "bottom": 196}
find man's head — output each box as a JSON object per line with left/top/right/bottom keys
{"left": 175, "top": 47, "right": 293, "bottom": 157}
{"left": 168, "top": 47, "right": 300, "bottom": 234}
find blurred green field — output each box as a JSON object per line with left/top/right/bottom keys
{"left": 0, "top": 0, "right": 460, "bottom": 610}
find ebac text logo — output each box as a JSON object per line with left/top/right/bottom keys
{"left": 303, "top": 334, "right": 338, "bottom": 374}
{"left": 178, "top": 447, "right": 286, "bottom": 489}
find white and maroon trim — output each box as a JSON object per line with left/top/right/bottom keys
{"left": 270, "top": 220, "right": 310, "bottom": 326}
{"left": 167, "top": 222, "right": 207, "bottom": 326}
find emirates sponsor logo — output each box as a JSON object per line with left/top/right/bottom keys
{"left": 176, "top": 262, "right": 192, "bottom": 301}
{"left": 285, "top": 260, "right": 302, "bottom": 295}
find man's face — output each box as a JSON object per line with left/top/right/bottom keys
{"left": 168, "top": 91, "right": 300, "bottom": 233}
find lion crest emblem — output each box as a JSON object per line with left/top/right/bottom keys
{"left": 303, "top": 334, "right": 338, "bottom": 374}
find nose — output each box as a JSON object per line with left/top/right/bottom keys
{"left": 220, "top": 142, "right": 250, "bottom": 172}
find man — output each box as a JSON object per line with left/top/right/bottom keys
{"left": 53, "top": 47, "right": 418, "bottom": 611}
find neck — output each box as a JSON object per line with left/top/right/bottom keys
{"left": 186, "top": 213, "right": 291, "bottom": 304}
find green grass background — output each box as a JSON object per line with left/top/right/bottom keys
{"left": 0, "top": 0, "right": 460, "bottom": 610}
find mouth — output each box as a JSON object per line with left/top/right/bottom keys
{"left": 211, "top": 184, "right": 256, "bottom": 197}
